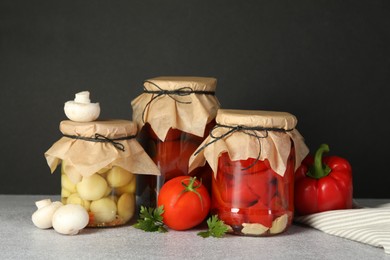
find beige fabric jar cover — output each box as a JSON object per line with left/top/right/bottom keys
{"left": 189, "top": 109, "right": 309, "bottom": 177}
{"left": 45, "top": 120, "right": 160, "bottom": 183}
{"left": 131, "top": 76, "right": 220, "bottom": 141}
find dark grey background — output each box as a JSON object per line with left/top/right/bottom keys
{"left": 1, "top": 1, "right": 389, "bottom": 197}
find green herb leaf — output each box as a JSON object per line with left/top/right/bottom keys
{"left": 197, "top": 215, "right": 229, "bottom": 238}
{"left": 133, "top": 205, "right": 167, "bottom": 233}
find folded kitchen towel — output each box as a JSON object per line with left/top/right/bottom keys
{"left": 294, "top": 203, "right": 390, "bottom": 254}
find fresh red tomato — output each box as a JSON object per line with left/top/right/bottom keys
{"left": 157, "top": 176, "right": 211, "bottom": 231}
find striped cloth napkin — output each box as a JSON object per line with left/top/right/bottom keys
{"left": 294, "top": 202, "right": 390, "bottom": 254}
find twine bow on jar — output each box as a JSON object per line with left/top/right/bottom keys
{"left": 141, "top": 80, "right": 215, "bottom": 123}
{"left": 63, "top": 133, "right": 136, "bottom": 152}
{"left": 194, "top": 124, "right": 294, "bottom": 170}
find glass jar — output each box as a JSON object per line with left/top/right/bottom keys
{"left": 189, "top": 109, "right": 309, "bottom": 236}
{"left": 213, "top": 147, "right": 295, "bottom": 236}
{"left": 60, "top": 164, "right": 136, "bottom": 227}
{"left": 131, "top": 77, "right": 220, "bottom": 207}
{"left": 45, "top": 120, "right": 160, "bottom": 227}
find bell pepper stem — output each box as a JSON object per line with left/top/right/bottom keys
{"left": 307, "top": 144, "right": 332, "bottom": 179}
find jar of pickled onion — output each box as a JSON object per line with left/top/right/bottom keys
{"left": 131, "top": 77, "right": 220, "bottom": 207}
{"left": 189, "top": 109, "right": 309, "bottom": 236}
{"left": 45, "top": 120, "right": 160, "bottom": 227}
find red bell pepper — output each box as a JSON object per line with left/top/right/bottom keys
{"left": 294, "top": 144, "right": 353, "bottom": 215}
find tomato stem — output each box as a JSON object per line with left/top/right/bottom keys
{"left": 172, "top": 177, "right": 204, "bottom": 210}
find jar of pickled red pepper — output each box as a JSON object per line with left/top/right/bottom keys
{"left": 131, "top": 77, "right": 220, "bottom": 207}
{"left": 45, "top": 120, "right": 160, "bottom": 227}
{"left": 189, "top": 109, "right": 309, "bottom": 236}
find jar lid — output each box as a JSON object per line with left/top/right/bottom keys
{"left": 45, "top": 119, "right": 160, "bottom": 183}
{"left": 60, "top": 119, "right": 137, "bottom": 138}
{"left": 216, "top": 109, "right": 297, "bottom": 130}
{"left": 143, "top": 76, "right": 217, "bottom": 92}
{"left": 189, "top": 109, "right": 309, "bottom": 177}
{"left": 132, "top": 76, "right": 220, "bottom": 141}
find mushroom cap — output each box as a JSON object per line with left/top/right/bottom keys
{"left": 64, "top": 101, "right": 100, "bottom": 122}
{"left": 52, "top": 204, "right": 89, "bottom": 235}
{"left": 31, "top": 201, "right": 63, "bottom": 229}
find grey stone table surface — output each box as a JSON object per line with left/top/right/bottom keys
{"left": 0, "top": 195, "right": 389, "bottom": 260}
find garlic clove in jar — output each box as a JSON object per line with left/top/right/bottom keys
{"left": 90, "top": 197, "right": 117, "bottom": 223}
{"left": 115, "top": 177, "right": 136, "bottom": 195}
{"left": 106, "top": 167, "right": 134, "bottom": 188}
{"left": 61, "top": 173, "right": 77, "bottom": 193}
{"left": 117, "top": 193, "right": 135, "bottom": 223}
{"left": 66, "top": 193, "right": 91, "bottom": 211}
{"left": 64, "top": 91, "right": 100, "bottom": 122}
{"left": 61, "top": 188, "right": 72, "bottom": 198}
{"left": 270, "top": 214, "right": 288, "bottom": 234}
{"left": 76, "top": 174, "right": 108, "bottom": 201}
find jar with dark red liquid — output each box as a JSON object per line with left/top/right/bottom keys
{"left": 131, "top": 77, "right": 220, "bottom": 207}
{"left": 189, "top": 109, "right": 308, "bottom": 236}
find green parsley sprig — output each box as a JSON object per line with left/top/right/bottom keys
{"left": 197, "top": 215, "right": 229, "bottom": 238}
{"left": 133, "top": 205, "right": 167, "bottom": 233}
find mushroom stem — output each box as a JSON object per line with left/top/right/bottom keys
{"left": 74, "top": 91, "right": 91, "bottom": 104}
{"left": 64, "top": 91, "right": 100, "bottom": 122}
{"left": 35, "top": 199, "right": 52, "bottom": 209}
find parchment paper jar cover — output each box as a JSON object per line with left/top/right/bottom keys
{"left": 131, "top": 76, "right": 220, "bottom": 141}
{"left": 131, "top": 76, "right": 220, "bottom": 206}
{"left": 189, "top": 109, "right": 309, "bottom": 236}
{"left": 189, "top": 109, "right": 309, "bottom": 176}
{"left": 44, "top": 120, "right": 160, "bottom": 227}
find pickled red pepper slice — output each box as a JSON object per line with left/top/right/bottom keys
{"left": 214, "top": 153, "right": 292, "bottom": 228}
{"left": 219, "top": 153, "right": 270, "bottom": 175}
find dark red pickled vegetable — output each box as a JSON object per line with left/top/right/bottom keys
{"left": 137, "top": 121, "right": 215, "bottom": 206}
{"left": 153, "top": 140, "right": 199, "bottom": 181}
{"left": 212, "top": 150, "right": 294, "bottom": 233}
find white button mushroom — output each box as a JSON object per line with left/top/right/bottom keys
{"left": 52, "top": 204, "right": 89, "bottom": 235}
{"left": 31, "top": 199, "right": 63, "bottom": 229}
{"left": 64, "top": 91, "right": 100, "bottom": 122}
